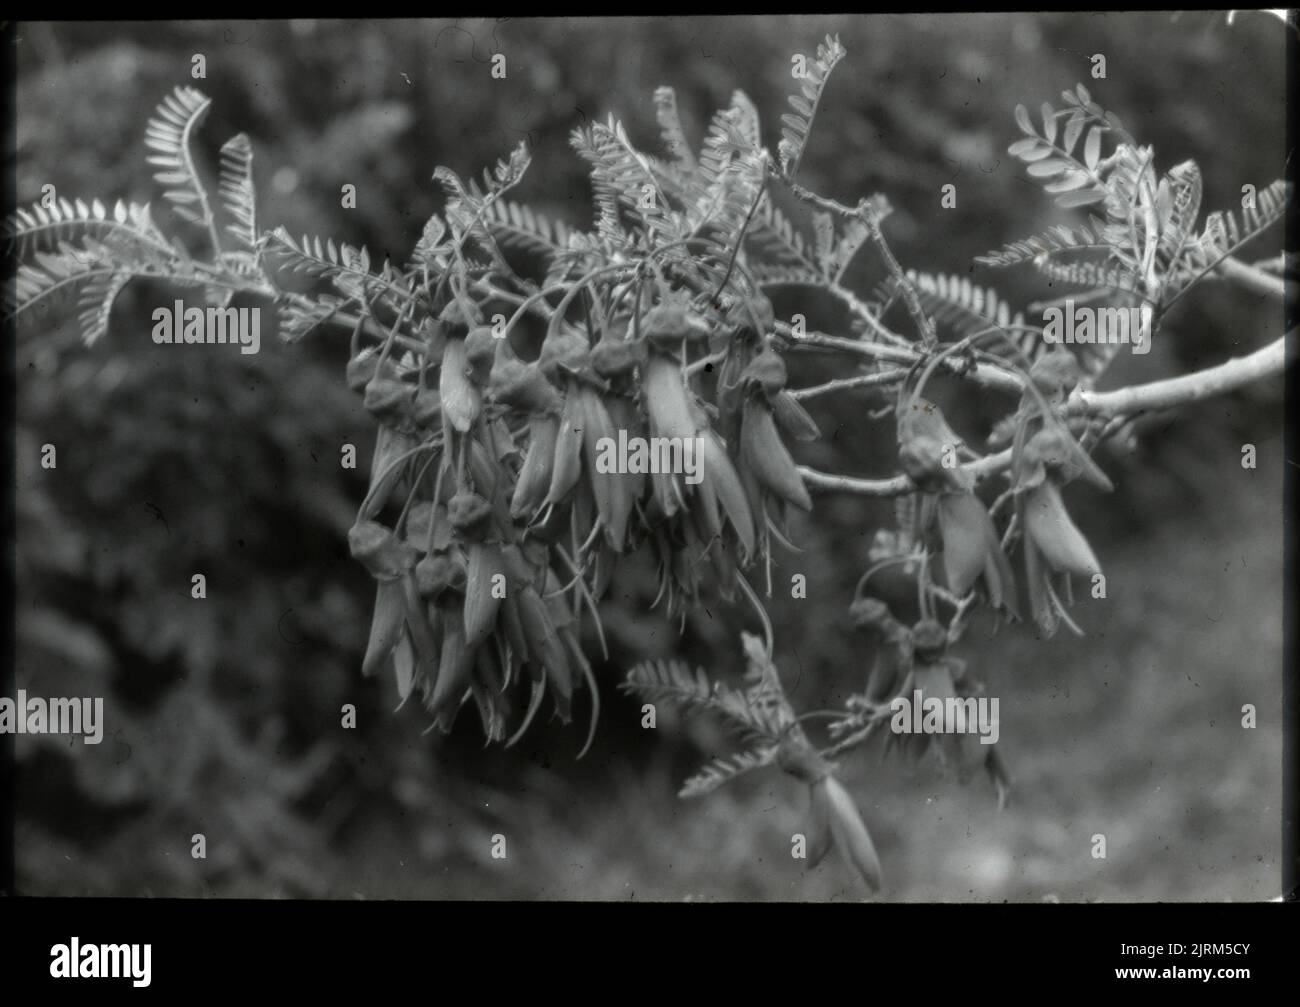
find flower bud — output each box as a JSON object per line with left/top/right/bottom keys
{"left": 348, "top": 519, "right": 418, "bottom": 581}
{"left": 447, "top": 491, "right": 493, "bottom": 537}
{"left": 740, "top": 349, "right": 788, "bottom": 398}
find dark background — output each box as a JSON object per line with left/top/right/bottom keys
{"left": 9, "top": 14, "right": 1286, "bottom": 899}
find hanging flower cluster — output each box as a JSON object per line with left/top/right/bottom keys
{"left": 346, "top": 288, "right": 816, "bottom": 749}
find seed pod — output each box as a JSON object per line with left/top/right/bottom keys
{"left": 463, "top": 542, "right": 505, "bottom": 648}
{"left": 440, "top": 337, "right": 481, "bottom": 433}
{"left": 348, "top": 519, "right": 418, "bottom": 581}
{"left": 361, "top": 580, "right": 406, "bottom": 677}
{"left": 740, "top": 397, "right": 811, "bottom": 511}
{"left": 1024, "top": 480, "right": 1102, "bottom": 577}
{"left": 511, "top": 415, "right": 559, "bottom": 518}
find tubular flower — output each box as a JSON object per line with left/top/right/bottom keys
{"left": 896, "top": 398, "right": 1017, "bottom": 618}
{"left": 736, "top": 349, "right": 814, "bottom": 517}
{"left": 342, "top": 296, "right": 603, "bottom": 753}
{"left": 636, "top": 302, "right": 756, "bottom": 610}
{"left": 1015, "top": 424, "right": 1112, "bottom": 635}
{"left": 883, "top": 620, "right": 1008, "bottom": 804}
{"left": 776, "top": 731, "right": 883, "bottom": 893}
{"left": 341, "top": 286, "right": 804, "bottom": 748}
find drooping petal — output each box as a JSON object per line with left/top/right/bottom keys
{"left": 772, "top": 390, "right": 820, "bottom": 442}
{"left": 362, "top": 580, "right": 406, "bottom": 677}
{"left": 464, "top": 543, "right": 505, "bottom": 648}
{"left": 426, "top": 602, "right": 474, "bottom": 722}
{"left": 740, "top": 396, "right": 811, "bottom": 511}
{"left": 698, "top": 431, "right": 756, "bottom": 559}
{"left": 936, "top": 492, "right": 1017, "bottom": 616}
{"left": 1024, "top": 481, "right": 1102, "bottom": 577}
{"left": 936, "top": 493, "right": 988, "bottom": 597}
{"left": 575, "top": 385, "right": 632, "bottom": 550}
{"left": 511, "top": 415, "right": 558, "bottom": 519}
{"left": 806, "top": 781, "right": 834, "bottom": 868}
{"left": 545, "top": 392, "right": 584, "bottom": 506}
{"left": 822, "top": 776, "right": 883, "bottom": 892}
{"left": 517, "top": 584, "right": 572, "bottom": 722}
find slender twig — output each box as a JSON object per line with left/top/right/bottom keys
{"left": 796, "top": 328, "right": 1294, "bottom": 497}
{"left": 789, "top": 367, "right": 909, "bottom": 401}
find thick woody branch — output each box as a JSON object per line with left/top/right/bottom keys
{"left": 1073, "top": 329, "right": 1291, "bottom": 416}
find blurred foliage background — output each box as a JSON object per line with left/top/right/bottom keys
{"left": 9, "top": 14, "right": 1286, "bottom": 900}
